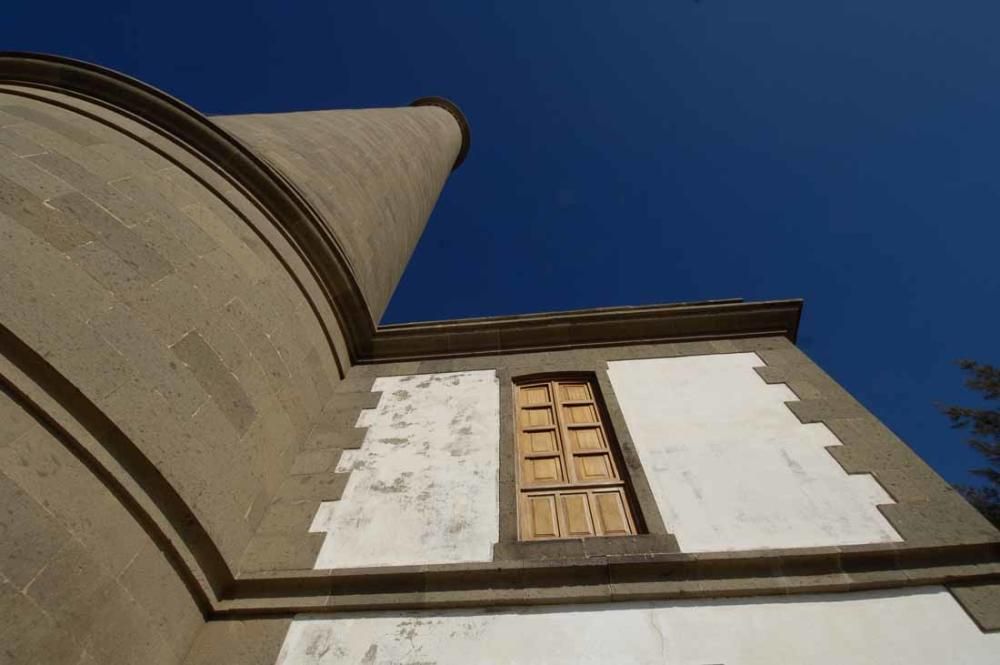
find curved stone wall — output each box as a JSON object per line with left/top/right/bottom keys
{"left": 0, "top": 386, "right": 203, "bottom": 665}
{"left": 0, "top": 85, "right": 341, "bottom": 573}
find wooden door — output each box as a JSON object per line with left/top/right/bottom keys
{"left": 516, "top": 378, "right": 638, "bottom": 540}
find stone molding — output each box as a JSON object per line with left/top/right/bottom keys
{"left": 220, "top": 541, "right": 1000, "bottom": 617}
{"left": 410, "top": 96, "right": 471, "bottom": 169}
{"left": 366, "top": 298, "right": 803, "bottom": 363}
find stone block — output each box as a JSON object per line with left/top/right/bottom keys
{"left": 0, "top": 470, "right": 69, "bottom": 588}
{"left": 0, "top": 144, "right": 74, "bottom": 199}
{"left": 145, "top": 166, "right": 200, "bottom": 207}
{"left": 2, "top": 214, "right": 114, "bottom": 323}
{"left": 880, "top": 497, "right": 999, "bottom": 547}
{"left": 0, "top": 172, "right": 93, "bottom": 250}
{"left": 276, "top": 472, "right": 349, "bottom": 502}
{"left": 198, "top": 314, "right": 253, "bottom": 371}
{"left": 242, "top": 405, "right": 296, "bottom": 496}
{"left": 0, "top": 584, "right": 71, "bottom": 664}
{"left": 23, "top": 536, "right": 109, "bottom": 637}
{"left": 950, "top": 582, "right": 1000, "bottom": 632}
{"left": 193, "top": 483, "right": 255, "bottom": 566}
{"left": 290, "top": 449, "right": 342, "bottom": 475}
{"left": 301, "top": 426, "right": 367, "bottom": 451}
{"left": 93, "top": 142, "right": 172, "bottom": 175}
{"left": 0, "top": 389, "right": 34, "bottom": 446}
{"left": 190, "top": 395, "right": 242, "bottom": 450}
{"left": 671, "top": 340, "right": 717, "bottom": 357}
{"left": 0, "top": 424, "right": 148, "bottom": 578}
{"left": 785, "top": 398, "right": 866, "bottom": 423}
{"left": 125, "top": 273, "right": 213, "bottom": 345}
{"left": 182, "top": 618, "right": 292, "bottom": 665}
{"left": 709, "top": 339, "right": 739, "bottom": 353}
{"left": 91, "top": 303, "right": 209, "bottom": 417}
{"left": 494, "top": 539, "right": 587, "bottom": 561}
{"left": 112, "top": 175, "right": 218, "bottom": 252}
{"left": 304, "top": 347, "right": 335, "bottom": 404}
{"left": 0, "top": 126, "right": 46, "bottom": 156}
{"left": 173, "top": 330, "right": 257, "bottom": 434}
{"left": 84, "top": 581, "right": 175, "bottom": 665}
{"left": 119, "top": 541, "right": 205, "bottom": 661}
{"left": 49, "top": 190, "right": 173, "bottom": 281}
{"left": 29, "top": 145, "right": 120, "bottom": 191}
{"left": 277, "top": 384, "right": 311, "bottom": 439}
{"left": 185, "top": 203, "right": 270, "bottom": 277}
{"left": 254, "top": 498, "right": 318, "bottom": 535}
{"left": 1, "top": 104, "right": 101, "bottom": 145}
{"left": 132, "top": 212, "right": 201, "bottom": 266}
{"left": 323, "top": 388, "right": 383, "bottom": 413}
{"left": 68, "top": 238, "right": 150, "bottom": 299}
{"left": 239, "top": 532, "right": 325, "bottom": 573}
{"left": 180, "top": 250, "right": 253, "bottom": 316}
{"left": 225, "top": 297, "right": 292, "bottom": 384}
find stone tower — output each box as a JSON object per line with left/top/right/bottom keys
{"left": 0, "top": 52, "right": 997, "bottom": 664}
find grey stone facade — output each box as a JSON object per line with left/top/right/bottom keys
{"left": 0, "top": 52, "right": 996, "bottom": 665}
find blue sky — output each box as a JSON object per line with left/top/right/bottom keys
{"left": 5, "top": 1, "right": 998, "bottom": 488}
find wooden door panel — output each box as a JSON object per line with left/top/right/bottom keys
{"left": 563, "top": 404, "right": 598, "bottom": 424}
{"left": 519, "top": 429, "right": 559, "bottom": 454}
{"left": 592, "top": 490, "right": 632, "bottom": 536}
{"left": 521, "top": 456, "right": 565, "bottom": 485}
{"left": 567, "top": 427, "right": 605, "bottom": 452}
{"left": 522, "top": 494, "right": 559, "bottom": 539}
{"left": 519, "top": 385, "right": 551, "bottom": 406}
{"left": 574, "top": 453, "right": 614, "bottom": 482}
{"left": 559, "top": 382, "right": 592, "bottom": 401}
{"left": 521, "top": 406, "right": 554, "bottom": 427}
{"left": 560, "top": 493, "right": 595, "bottom": 537}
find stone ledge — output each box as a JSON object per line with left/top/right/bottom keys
{"left": 215, "top": 541, "right": 999, "bottom": 615}
{"left": 213, "top": 543, "right": 1000, "bottom": 616}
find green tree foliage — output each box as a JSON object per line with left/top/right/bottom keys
{"left": 940, "top": 360, "right": 1000, "bottom": 527}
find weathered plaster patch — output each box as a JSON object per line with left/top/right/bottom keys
{"left": 310, "top": 370, "right": 499, "bottom": 568}
{"left": 275, "top": 587, "right": 999, "bottom": 664}
{"left": 607, "top": 353, "right": 900, "bottom": 552}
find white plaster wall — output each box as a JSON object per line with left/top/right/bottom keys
{"left": 275, "top": 587, "right": 998, "bottom": 664}
{"left": 606, "top": 353, "right": 900, "bottom": 551}
{"left": 311, "top": 370, "right": 499, "bottom": 568}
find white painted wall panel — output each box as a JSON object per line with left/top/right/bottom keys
{"left": 311, "top": 370, "right": 499, "bottom": 568}
{"left": 606, "top": 353, "right": 900, "bottom": 551}
{"left": 275, "top": 587, "right": 997, "bottom": 664}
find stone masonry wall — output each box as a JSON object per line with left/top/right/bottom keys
{"left": 0, "top": 82, "right": 348, "bottom": 664}
{"left": 0, "top": 386, "right": 203, "bottom": 665}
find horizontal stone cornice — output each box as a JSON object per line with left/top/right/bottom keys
{"left": 220, "top": 540, "right": 1000, "bottom": 617}
{"left": 365, "top": 298, "right": 804, "bottom": 362}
